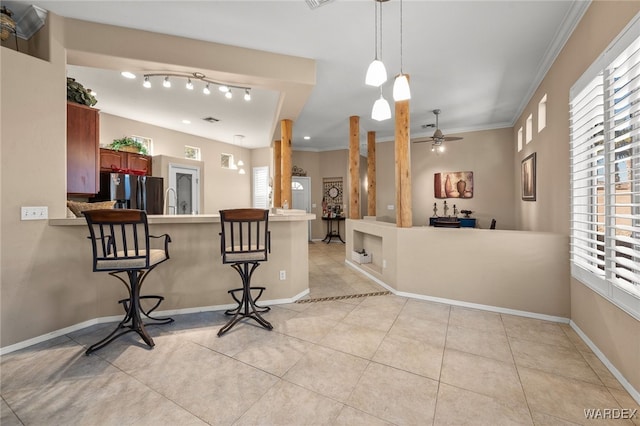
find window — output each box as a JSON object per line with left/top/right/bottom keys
{"left": 525, "top": 114, "right": 533, "bottom": 144}
{"left": 185, "top": 145, "right": 201, "bottom": 160}
{"left": 569, "top": 15, "right": 640, "bottom": 320}
{"left": 538, "top": 94, "right": 547, "bottom": 132}
{"left": 221, "top": 153, "right": 235, "bottom": 169}
{"left": 131, "top": 135, "right": 152, "bottom": 155}
{"left": 517, "top": 127, "right": 523, "bottom": 152}
{"left": 252, "top": 166, "right": 270, "bottom": 208}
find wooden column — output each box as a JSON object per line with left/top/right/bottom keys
{"left": 395, "top": 75, "right": 412, "bottom": 227}
{"left": 349, "top": 116, "right": 360, "bottom": 219}
{"left": 281, "top": 119, "right": 293, "bottom": 208}
{"left": 273, "top": 140, "right": 282, "bottom": 207}
{"left": 367, "top": 131, "right": 376, "bottom": 217}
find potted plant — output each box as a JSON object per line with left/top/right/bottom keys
{"left": 108, "top": 137, "right": 148, "bottom": 155}
{"left": 67, "top": 77, "right": 98, "bottom": 107}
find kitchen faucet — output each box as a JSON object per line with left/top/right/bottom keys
{"left": 164, "top": 187, "right": 177, "bottom": 215}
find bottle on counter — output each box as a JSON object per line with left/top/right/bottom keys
{"left": 283, "top": 200, "right": 289, "bottom": 209}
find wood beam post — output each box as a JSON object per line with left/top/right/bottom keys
{"left": 395, "top": 75, "right": 412, "bottom": 227}
{"left": 349, "top": 116, "right": 360, "bottom": 219}
{"left": 367, "top": 131, "right": 376, "bottom": 217}
{"left": 281, "top": 119, "right": 293, "bottom": 208}
{"left": 273, "top": 140, "right": 282, "bottom": 207}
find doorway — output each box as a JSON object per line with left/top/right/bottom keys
{"left": 169, "top": 163, "right": 200, "bottom": 214}
{"left": 292, "top": 176, "right": 311, "bottom": 241}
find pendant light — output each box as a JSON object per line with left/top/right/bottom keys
{"left": 371, "top": 87, "right": 391, "bottom": 121}
{"left": 365, "top": 0, "right": 387, "bottom": 87}
{"left": 393, "top": 0, "right": 411, "bottom": 101}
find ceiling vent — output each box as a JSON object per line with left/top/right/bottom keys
{"left": 421, "top": 123, "right": 435, "bottom": 129}
{"left": 305, "top": 0, "right": 334, "bottom": 10}
{"left": 202, "top": 116, "right": 220, "bottom": 123}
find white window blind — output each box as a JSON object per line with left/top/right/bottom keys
{"left": 570, "top": 15, "right": 640, "bottom": 319}
{"left": 253, "top": 166, "right": 269, "bottom": 209}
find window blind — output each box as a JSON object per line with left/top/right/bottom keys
{"left": 570, "top": 14, "right": 640, "bottom": 319}
{"left": 253, "top": 166, "right": 269, "bottom": 209}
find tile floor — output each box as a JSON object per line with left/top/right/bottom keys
{"left": 1, "top": 242, "right": 639, "bottom": 425}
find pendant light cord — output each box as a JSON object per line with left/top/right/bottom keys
{"left": 399, "top": 0, "right": 403, "bottom": 73}
{"left": 379, "top": 0, "right": 383, "bottom": 62}
{"left": 373, "top": 0, "right": 378, "bottom": 60}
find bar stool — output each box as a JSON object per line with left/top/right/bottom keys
{"left": 83, "top": 209, "right": 173, "bottom": 354}
{"left": 218, "top": 208, "right": 271, "bottom": 336}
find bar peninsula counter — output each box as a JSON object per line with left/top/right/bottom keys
{"left": 24, "top": 212, "right": 315, "bottom": 351}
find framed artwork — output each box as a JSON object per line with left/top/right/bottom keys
{"left": 434, "top": 171, "right": 474, "bottom": 199}
{"left": 521, "top": 152, "right": 536, "bottom": 201}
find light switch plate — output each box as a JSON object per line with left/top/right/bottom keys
{"left": 21, "top": 206, "right": 48, "bottom": 220}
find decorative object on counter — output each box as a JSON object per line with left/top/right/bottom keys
{"left": 443, "top": 200, "right": 449, "bottom": 217}
{"left": 432, "top": 202, "right": 438, "bottom": 217}
{"left": 453, "top": 204, "right": 458, "bottom": 217}
{"left": 141, "top": 71, "right": 251, "bottom": 102}
{"left": 434, "top": 171, "right": 474, "bottom": 198}
{"left": 292, "top": 165, "right": 307, "bottom": 176}
{"left": 1, "top": 6, "right": 16, "bottom": 41}
{"left": 521, "top": 152, "right": 536, "bottom": 201}
{"left": 108, "top": 137, "right": 148, "bottom": 155}
{"left": 66, "top": 77, "right": 98, "bottom": 107}
{"left": 461, "top": 209, "right": 473, "bottom": 218}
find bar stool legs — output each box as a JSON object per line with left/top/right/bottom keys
{"left": 86, "top": 267, "right": 174, "bottom": 355}
{"left": 218, "top": 262, "right": 273, "bottom": 337}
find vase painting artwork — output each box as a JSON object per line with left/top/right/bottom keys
{"left": 434, "top": 171, "right": 474, "bottom": 199}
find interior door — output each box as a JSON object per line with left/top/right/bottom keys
{"left": 168, "top": 164, "right": 200, "bottom": 214}
{"left": 292, "top": 176, "right": 311, "bottom": 241}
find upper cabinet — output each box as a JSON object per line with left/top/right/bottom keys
{"left": 99, "top": 149, "right": 153, "bottom": 176}
{"left": 67, "top": 102, "right": 99, "bottom": 195}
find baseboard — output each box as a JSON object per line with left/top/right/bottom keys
{"left": 570, "top": 321, "right": 640, "bottom": 405}
{"left": 0, "top": 288, "right": 311, "bottom": 356}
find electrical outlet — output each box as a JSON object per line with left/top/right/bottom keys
{"left": 21, "top": 206, "right": 48, "bottom": 221}
{"left": 383, "top": 259, "right": 387, "bottom": 268}
{"left": 279, "top": 270, "right": 286, "bottom": 280}
{"left": 387, "top": 204, "right": 395, "bottom": 210}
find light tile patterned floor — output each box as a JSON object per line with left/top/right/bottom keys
{"left": 1, "top": 242, "right": 639, "bottom": 425}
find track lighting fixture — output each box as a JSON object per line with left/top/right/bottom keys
{"left": 138, "top": 72, "right": 252, "bottom": 101}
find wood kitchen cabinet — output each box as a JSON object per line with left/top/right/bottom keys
{"left": 67, "top": 102, "right": 99, "bottom": 195}
{"left": 99, "top": 149, "right": 153, "bottom": 176}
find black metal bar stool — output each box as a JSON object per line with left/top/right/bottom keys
{"left": 83, "top": 209, "right": 173, "bottom": 354}
{"left": 218, "top": 208, "right": 272, "bottom": 336}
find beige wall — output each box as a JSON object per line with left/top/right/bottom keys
{"left": 512, "top": 1, "right": 640, "bottom": 394}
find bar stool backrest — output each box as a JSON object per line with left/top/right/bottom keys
{"left": 219, "top": 209, "right": 270, "bottom": 264}
{"left": 84, "top": 209, "right": 155, "bottom": 272}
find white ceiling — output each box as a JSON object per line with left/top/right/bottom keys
{"left": 5, "top": 0, "right": 589, "bottom": 151}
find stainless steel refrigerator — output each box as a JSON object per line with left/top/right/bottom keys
{"left": 94, "top": 172, "right": 164, "bottom": 214}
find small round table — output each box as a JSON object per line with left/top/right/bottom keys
{"left": 321, "top": 216, "right": 345, "bottom": 243}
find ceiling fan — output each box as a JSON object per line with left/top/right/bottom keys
{"left": 415, "top": 109, "right": 463, "bottom": 152}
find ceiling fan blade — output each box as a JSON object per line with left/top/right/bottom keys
{"left": 412, "top": 138, "right": 432, "bottom": 144}
{"left": 443, "top": 136, "right": 463, "bottom": 141}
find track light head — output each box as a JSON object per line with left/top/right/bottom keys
{"left": 163, "top": 76, "right": 171, "bottom": 88}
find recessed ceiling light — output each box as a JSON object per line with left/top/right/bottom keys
{"left": 303, "top": 136, "right": 311, "bottom": 140}
{"left": 182, "top": 119, "right": 191, "bottom": 124}
{"left": 121, "top": 71, "right": 136, "bottom": 79}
